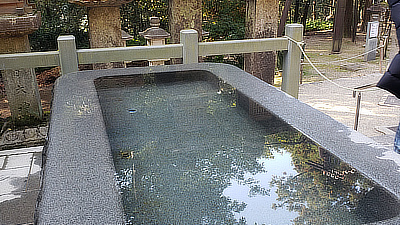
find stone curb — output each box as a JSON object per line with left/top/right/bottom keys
{"left": 0, "top": 126, "right": 47, "bottom": 150}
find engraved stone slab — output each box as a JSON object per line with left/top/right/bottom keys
{"left": 2, "top": 69, "right": 43, "bottom": 120}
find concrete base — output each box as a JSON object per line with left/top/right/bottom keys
{"left": 365, "top": 38, "right": 378, "bottom": 61}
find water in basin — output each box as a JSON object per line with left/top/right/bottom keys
{"left": 96, "top": 72, "right": 400, "bottom": 225}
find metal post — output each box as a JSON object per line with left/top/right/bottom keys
{"left": 282, "top": 24, "right": 303, "bottom": 99}
{"left": 380, "top": 44, "right": 384, "bottom": 73}
{"left": 57, "top": 35, "right": 79, "bottom": 75}
{"left": 354, "top": 91, "right": 362, "bottom": 130}
{"left": 180, "top": 29, "right": 199, "bottom": 64}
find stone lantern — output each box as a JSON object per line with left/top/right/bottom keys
{"left": 139, "top": 17, "right": 171, "bottom": 66}
{"left": 69, "top": 0, "right": 133, "bottom": 69}
{"left": 0, "top": 0, "right": 43, "bottom": 121}
{"left": 367, "top": 4, "right": 386, "bottom": 22}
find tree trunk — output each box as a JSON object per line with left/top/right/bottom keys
{"left": 352, "top": 0, "right": 359, "bottom": 42}
{"left": 344, "top": 0, "right": 354, "bottom": 38}
{"left": 332, "top": 0, "right": 346, "bottom": 53}
{"left": 88, "top": 6, "right": 124, "bottom": 69}
{"left": 245, "top": 0, "right": 279, "bottom": 84}
{"left": 293, "top": 0, "right": 300, "bottom": 23}
{"left": 301, "top": 0, "right": 312, "bottom": 30}
{"left": 278, "top": 0, "right": 293, "bottom": 37}
{"left": 361, "top": 0, "right": 372, "bottom": 32}
{"left": 169, "top": 0, "right": 202, "bottom": 44}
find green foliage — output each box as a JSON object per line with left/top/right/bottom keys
{"left": 30, "top": 0, "right": 89, "bottom": 51}
{"left": 202, "top": 0, "right": 246, "bottom": 41}
{"left": 202, "top": 0, "right": 246, "bottom": 68}
{"left": 305, "top": 19, "right": 333, "bottom": 32}
{"left": 125, "top": 37, "right": 147, "bottom": 47}
{"left": 29, "top": 0, "right": 338, "bottom": 52}
{"left": 120, "top": 0, "right": 168, "bottom": 37}
{"left": 280, "top": 0, "right": 335, "bottom": 31}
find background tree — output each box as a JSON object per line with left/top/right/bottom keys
{"left": 344, "top": 0, "right": 355, "bottom": 38}
{"left": 30, "top": 0, "right": 88, "bottom": 51}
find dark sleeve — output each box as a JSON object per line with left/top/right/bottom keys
{"left": 377, "top": 54, "right": 400, "bottom": 98}
{"left": 391, "top": 0, "right": 400, "bottom": 48}
{"left": 376, "top": 1, "right": 400, "bottom": 98}
{"left": 389, "top": 0, "right": 400, "bottom": 7}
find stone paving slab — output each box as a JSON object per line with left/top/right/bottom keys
{"left": 0, "top": 146, "right": 42, "bottom": 225}
{"left": 0, "top": 146, "right": 43, "bottom": 156}
{"left": 4, "top": 154, "right": 33, "bottom": 170}
{"left": 0, "top": 156, "right": 5, "bottom": 169}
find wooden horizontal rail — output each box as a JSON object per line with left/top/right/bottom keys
{"left": 0, "top": 51, "right": 59, "bottom": 70}
{"left": 77, "top": 44, "right": 183, "bottom": 64}
{"left": 199, "top": 37, "right": 288, "bottom": 56}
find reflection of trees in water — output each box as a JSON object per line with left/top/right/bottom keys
{"left": 113, "top": 81, "right": 272, "bottom": 224}
{"left": 109, "top": 79, "right": 399, "bottom": 225}
{"left": 115, "top": 140, "right": 271, "bottom": 224}
{"left": 266, "top": 130, "right": 392, "bottom": 225}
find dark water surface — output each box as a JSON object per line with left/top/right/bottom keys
{"left": 96, "top": 73, "right": 399, "bottom": 225}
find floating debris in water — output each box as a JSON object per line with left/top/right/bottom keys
{"left": 120, "top": 151, "right": 134, "bottom": 159}
{"left": 128, "top": 109, "right": 137, "bottom": 114}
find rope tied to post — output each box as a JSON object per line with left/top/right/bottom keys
{"left": 284, "top": 35, "right": 387, "bottom": 93}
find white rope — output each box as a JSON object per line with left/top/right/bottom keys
{"left": 285, "top": 36, "right": 383, "bottom": 93}
{"left": 309, "top": 36, "right": 389, "bottom": 65}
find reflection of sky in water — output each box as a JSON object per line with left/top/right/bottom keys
{"left": 224, "top": 151, "right": 300, "bottom": 225}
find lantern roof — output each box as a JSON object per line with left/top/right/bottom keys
{"left": 139, "top": 17, "right": 170, "bottom": 40}
{"left": 121, "top": 30, "right": 133, "bottom": 41}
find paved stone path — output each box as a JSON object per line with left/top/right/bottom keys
{"left": 299, "top": 73, "right": 400, "bottom": 150}
{"left": 0, "top": 146, "right": 42, "bottom": 225}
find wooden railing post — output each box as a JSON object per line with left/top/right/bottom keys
{"left": 57, "top": 35, "right": 79, "bottom": 75}
{"left": 180, "top": 29, "right": 198, "bottom": 64}
{"left": 282, "top": 24, "right": 303, "bottom": 99}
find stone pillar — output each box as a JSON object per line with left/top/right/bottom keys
{"left": 365, "top": 19, "right": 379, "bottom": 61}
{"left": 69, "top": 0, "right": 133, "bottom": 69}
{"left": 168, "top": 0, "right": 202, "bottom": 64}
{"left": 169, "top": 0, "right": 202, "bottom": 44}
{"left": 0, "top": 2, "right": 42, "bottom": 121}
